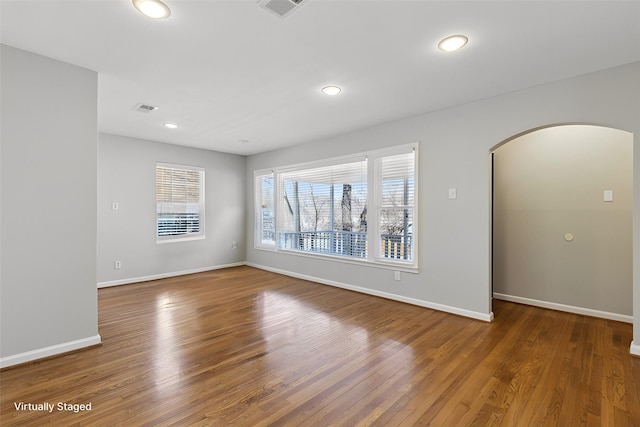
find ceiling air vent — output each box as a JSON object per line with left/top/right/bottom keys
{"left": 258, "top": 0, "right": 308, "bottom": 19}
{"left": 132, "top": 103, "right": 159, "bottom": 113}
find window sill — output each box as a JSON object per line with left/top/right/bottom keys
{"left": 157, "top": 235, "right": 205, "bottom": 244}
{"left": 255, "top": 246, "right": 419, "bottom": 274}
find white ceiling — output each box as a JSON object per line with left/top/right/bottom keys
{"left": 2, "top": 1, "right": 639, "bottom": 155}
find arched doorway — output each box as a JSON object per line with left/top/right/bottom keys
{"left": 491, "top": 124, "right": 633, "bottom": 321}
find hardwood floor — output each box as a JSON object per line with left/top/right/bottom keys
{"left": 1, "top": 266, "right": 639, "bottom": 426}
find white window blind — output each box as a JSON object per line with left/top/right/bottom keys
{"left": 278, "top": 159, "right": 368, "bottom": 258}
{"left": 255, "top": 172, "right": 275, "bottom": 248}
{"left": 376, "top": 150, "right": 415, "bottom": 262}
{"left": 156, "top": 163, "right": 204, "bottom": 241}
{"left": 253, "top": 143, "right": 417, "bottom": 269}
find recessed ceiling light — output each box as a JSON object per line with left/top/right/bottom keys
{"left": 132, "top": 0, "right": 171, "bottom": 19}
{"left": 438, "top": 35, "right": 468, "bottom": 52}
{"left": 238, "top": 139, "right": 251, "bottom": 144}
{"left": 163, "top": 123, "right": 178, "bottom": 129}
{"left": 322, "top": 86, "right": 342, "bottom": 96}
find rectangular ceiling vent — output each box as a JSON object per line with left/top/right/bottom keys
{"left": 258, "top": 0, "right": 308, "bottom": 19}
{"left": 132, "top": 103, "right": 158, "bottom": 113}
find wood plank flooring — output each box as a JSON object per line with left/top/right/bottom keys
{"left": 1, "top": 266, "right": 639, "bottom": 426}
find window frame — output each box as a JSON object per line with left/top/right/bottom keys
{"left": 277, "top": 155, "right": 368, "bottom": 260}
{"left": 156, "top": 162, "right": 205, "bottom": 244}
{"left": 254, "top": 143, "right": 418, "bottom": 271}
{"left": 371, "top": 145, "right": 418, "bottom": 267}
{"left": 254, "top": 171, "right": 276, "bottom": 250}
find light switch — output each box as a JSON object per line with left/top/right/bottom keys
{"left": 603, "top": 190, "right": 613, "bottom": 202}
{"left": 448, "top": 188, "right": 457, "bottom": 199}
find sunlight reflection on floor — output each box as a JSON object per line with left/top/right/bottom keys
{"left": 153, "top": 293, "right": 184, "bottom": 395}
{"left": 257, "top": 291, "right": 414, "bottom": 379}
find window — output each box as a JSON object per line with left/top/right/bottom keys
{"left": 254, "top": 143, "right": 418, "bottom": 269}
{"left": 255, "top": 172, "right": 275, "bottom": 248}
{"left": 277, "top": 158, "right": 368, "bottom": 258}
{"left": 156, "top": 163, "right": 205, "bottom": 242}
{"left": 376, "top": 151, "right": 415, "bottom": 263}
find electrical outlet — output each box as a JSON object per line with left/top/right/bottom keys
{"left": 112, "top": 202, "right": 119, "bottom": 210}
{"left": 394, "top": 271, "right": 401, "bottom": 281}
{"left": 114, "top": 260, "right": 121, "bottom": 269}
{"left": 231, "top": 241, "right": 237, "bottom": 249}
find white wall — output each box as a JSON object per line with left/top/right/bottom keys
{"left": 97, "top": 133, "right": 246, "bottom": 286}
{"left": 1, "top": 45, "right": 100, "bottom": 367}
{"left": 246, "top": 62, "right": 640, "bottom": 349}
{"left": 2, "top": 45, "right": 638, "bottom": 366}
{"left": 493, "top": 125, "right": 632, "bottom": 319}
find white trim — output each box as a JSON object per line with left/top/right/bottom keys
{"left": 256, "top": 143, "right": 418, "bottom": 174}
{"left": 255, "top": 142, "right": 419, "bottom": 269}
{"left": 269, "top": 152, "right": 368, "bottom": 175}
{"left": 248, "top": 262, "right": 493, "bottom": 322}
{"left": 631, "top": 341, "right": 640, "bottom": 357}
{"left": 97, "top": 262, "right": 246, "bottom": 288}
{"left": 254, "top": 170, "right": 276, "bottom": 250}
{"left": 493, "top": 293, "right": 633, "bottom": 324}
{"left": 0, "top": 334, "right": 102, "bottom": 369}
{"left": 156, "top": 235, "right": 206, "bottom": 244}
{"left": 274, "top": 248, "right": 419, "bottom": 274}
{"left": 156, "top": 162, "right": 205, "bottom": 243}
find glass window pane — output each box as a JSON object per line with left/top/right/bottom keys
{"left": 156, "top": 164, "right": 204, "bottom": 240}
{"left": 379, "top": 207, "right": 413, "bottom": 261}
{"left": 277, "top": 159, "right": 367, "bottom": 259}
{"left": 378, "top": 150, "right": 415, "bottom": 262}
{"left": 257, "top": 174, "right": 275, "bottom": 246}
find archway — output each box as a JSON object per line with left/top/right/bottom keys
{"left": 491, "top": 124, "right": 633, "bottom": 321}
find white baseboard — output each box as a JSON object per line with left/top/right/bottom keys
{"left": 631, "top": 342, "right": 640, "bottom": 357}
{"left": 493, "top": 293, "right": 633, "bottom": 324}
{"left": 0, "top": 334, "right": 102, "bottom": 369}
{"left": 247, "top": 262, "right": 493, "bottom": 322}
{"left": 97, "top": 262, "right": 246, "bottom": 288}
